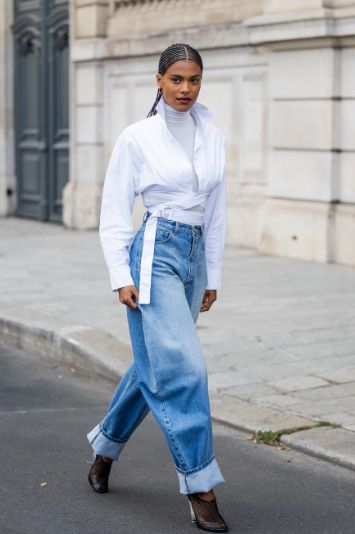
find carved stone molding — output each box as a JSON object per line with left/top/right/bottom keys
{"left": 107, "top": 0, "right": 263, "bottom": 37}
{"left": 114, "top": 0, "right": 171, "bottom": 6}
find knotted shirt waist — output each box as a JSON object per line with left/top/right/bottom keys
{"left": 138, "top": 206, "right": 205, "bottom": 304}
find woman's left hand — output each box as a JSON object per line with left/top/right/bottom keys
{"left": 200, "top": 290, "right": 217, "bottom": 312}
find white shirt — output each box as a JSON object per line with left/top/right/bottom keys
{"left": 99, "top": 97, "right": 226, "bottom": 304}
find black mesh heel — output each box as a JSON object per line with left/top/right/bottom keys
{"left": 188, "top": 494, "right": 229, "bottom": 532}
{"left": 88, "top": 455, "right": 113, "bottom": 494}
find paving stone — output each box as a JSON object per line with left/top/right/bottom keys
{"left": 318, "top": 366, "right": 355, "bottom": 384}
{"left": 251, "top": 363, "right": 317, "bottom": 382}
{"left": 284, "top": 396, "right": 355, "bottom": 420}
{"left": 208, "top": 370, "right": 261, "bottom": 390}
{"left": 285, "top": 339, "right": 355, "bottom": 359}
{"left": 223, "top": 383, "right": 281, "bottom": 399}
{"left": 210, "top": 394, "right": 311, "bottom": 433}
{"left": 318, "top": 412, "right": 355, "bottom": 426}
{"left": 253, "top": 394, "right": 307, "bottom": 410}
{"left": 266, "top": 375, "right": 329, "bottom": 391}
{"left": 294, "top": 382, "right": 355, "bottom": 401}
{"left": 205, "top": 353, "right": 240, "bottom": 373}
{"left": 300, "top": 354, "right": 355, "bottom": 380}
{"left": 290, "top": 327, "right": 355, "bottom": 343}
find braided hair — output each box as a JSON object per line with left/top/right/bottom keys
{"left": 147, "top": 43, "right": 203, "bottom": 118}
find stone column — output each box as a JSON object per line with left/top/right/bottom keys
{"left": 63, "top": 0, "right": 109, "bottom": 229}
{"left": 0, "top": 0, "right": 15, "bottom": 216}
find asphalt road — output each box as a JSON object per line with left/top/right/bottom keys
{"left": 1, "top": 344, "right": 355, "bottom": 534}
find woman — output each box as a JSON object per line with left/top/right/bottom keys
{"left": 87, "top": 43, "right": 228, "bottom": 533}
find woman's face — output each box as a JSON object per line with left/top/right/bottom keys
{"left": 156, "top": 60, "right": 202, "bottom": 112}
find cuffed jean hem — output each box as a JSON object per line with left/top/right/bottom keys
{"left": 87, "top": 424, "right": 126, "bottom": 461}
{"left": 176, "top": 458, "right": 225, "bottom": 495}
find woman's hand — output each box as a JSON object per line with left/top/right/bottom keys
{"left": 200, "top": 290, "right": 217, "bottom": 312}
{"left": 118, "top": 285, "right": 140, "bottom": 309}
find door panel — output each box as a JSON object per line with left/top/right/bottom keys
{"left": 13, "top": 0, "right": 69, "bottom": 222}
{"left": 48, "top": 0, "right": 69, "bottom": 222}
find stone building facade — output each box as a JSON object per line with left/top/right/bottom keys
{"left": 1, "top": 0, "right": 355, "bottom": 266}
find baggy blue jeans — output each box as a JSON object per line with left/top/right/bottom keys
{"left": 87, "top": 212, "right": 225, "bottom": 494}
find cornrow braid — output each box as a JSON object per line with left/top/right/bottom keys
{"left": 147, "top": 43, "right": 203, "bottom": 118}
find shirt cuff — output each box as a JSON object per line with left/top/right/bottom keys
{"left": 206, "top": 266, "right": 222, "bottom": 290}
{"left": 108, "top": 266, "right": 135, "bottom": 292}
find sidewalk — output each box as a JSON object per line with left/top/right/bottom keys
{"left": 1, "top": 217, "right": 355, "bottom": 469}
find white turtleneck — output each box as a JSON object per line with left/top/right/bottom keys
{"left": 165, "top": 102, "right": 196, "bottom": 163}
{"left": 164, "top": 102, "right": 203, "bottom": 210}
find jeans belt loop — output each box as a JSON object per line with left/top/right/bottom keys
{"left": 164, "top": 207, "right": 173, "bottom": 220}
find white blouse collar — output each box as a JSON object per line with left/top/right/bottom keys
{"left": 155, "top": 97, "right": 214, "bottom": 125}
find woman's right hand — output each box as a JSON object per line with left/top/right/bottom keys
{"left": 118, "top": 285, "right": 140, "bottom": 309}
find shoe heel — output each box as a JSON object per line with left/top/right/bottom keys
{"left": 189, "top": 501, "right": 197, "bottom": 523}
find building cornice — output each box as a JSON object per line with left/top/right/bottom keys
{"left": 72, "top": 12, "right": 355, "bottom": 62}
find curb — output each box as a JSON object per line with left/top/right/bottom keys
{"left": 1, "top": 315, "right": 355, "bottom": 472}
{"left": 281, "top": 427, "right": 355, "bottom": 472}
{"left": 0, "top": 316, "right": 130, "bottom": 383}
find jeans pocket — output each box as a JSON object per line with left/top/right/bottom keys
{"left": 155, "top": 228, "right": 173, "bottom": 244}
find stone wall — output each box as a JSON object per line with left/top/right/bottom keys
{"left": 64, "top": 0, "right": 355, "bottom": 267}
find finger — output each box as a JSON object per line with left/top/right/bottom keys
{"left": 119, "top": 294, "right": 135, "bottom": 308}
{"left": 126, "top": 297, "right": 138, "bottom": 309}
{"left": 201, "top": 293, "right": 209, "bottom": 306}
{"left": 203, "top": 298, "right": 215, "bottom": 312}
{"left": 131, "top": 287, "right": 140, "bottom": 301}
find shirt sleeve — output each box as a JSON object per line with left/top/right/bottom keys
{"left": 203, "top": 173, "right": 227, "bottom": 290}
{"left": 99, "top": 132, "right": 136, "bottom": 291}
